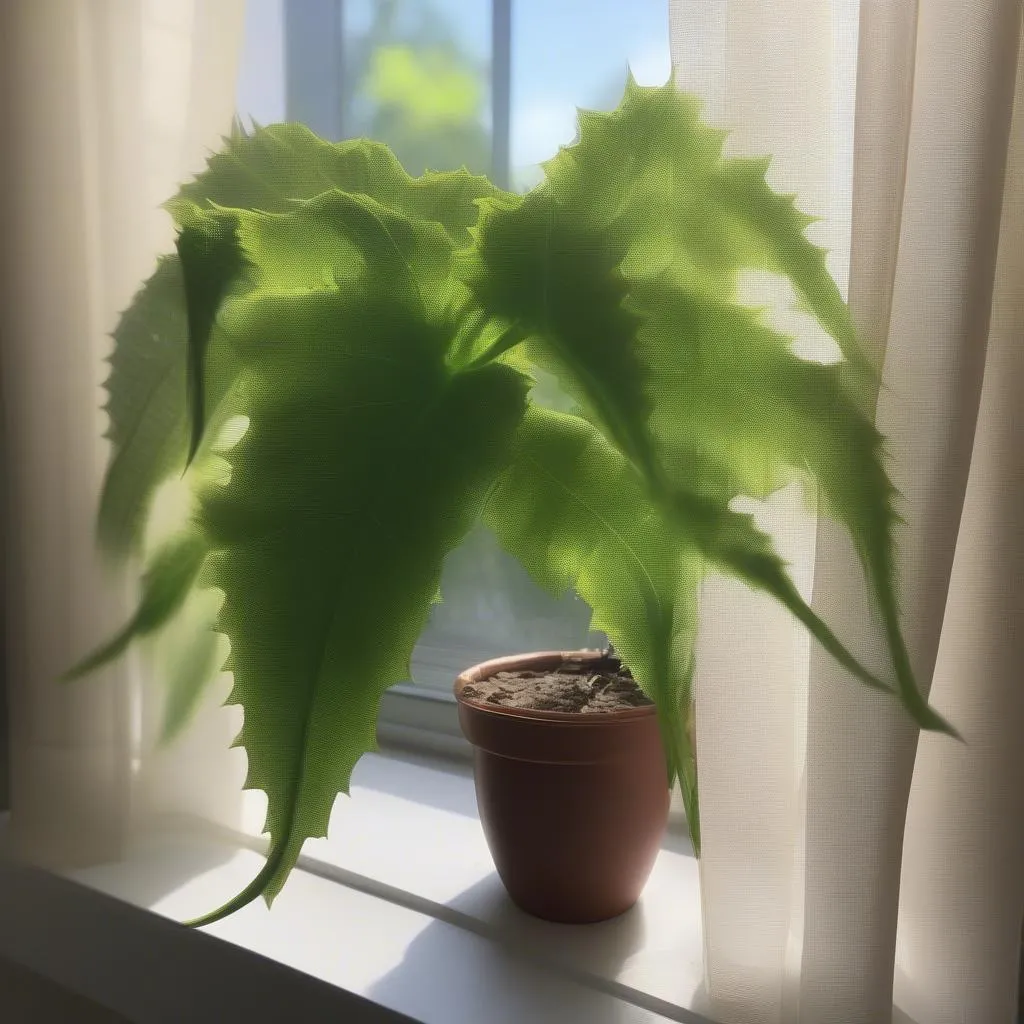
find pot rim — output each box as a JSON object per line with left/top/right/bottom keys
{"left": 454, "top": 649, "right": 658, "bottom": 725}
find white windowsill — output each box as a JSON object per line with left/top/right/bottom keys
{"left": 60, "top": 746, "right": 718, "bottom": 1024}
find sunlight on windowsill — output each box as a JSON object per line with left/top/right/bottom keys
{"left": 238, "top": 747, "right": 709, "bottom": 1016}
{"left": 64, "top": 747, "right": 716, "bottom": 1024}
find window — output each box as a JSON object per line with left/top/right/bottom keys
{"left": 235, "top": 0, "right": 671, "bottom": 724}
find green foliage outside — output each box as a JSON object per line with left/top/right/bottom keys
{"left": 67, "top": 74, "right": 957, "bottom": 928}
{"left": 338, "top": 0, "right": 491, "bottom": 177}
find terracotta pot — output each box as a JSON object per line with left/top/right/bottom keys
{"left": 454, "top": 650, "right": 670, "bottom": 924}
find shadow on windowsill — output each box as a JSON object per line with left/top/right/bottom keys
{"left": 661, "top": 824, "right": 697, "bottom": 858}
{"left": 367, "top": 871, "right": 661, "bottom": 1023}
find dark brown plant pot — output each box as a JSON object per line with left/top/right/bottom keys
{"left": 454, "top": 650, "right": 670, "bottom": 924}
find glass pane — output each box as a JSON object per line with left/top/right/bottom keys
{"left": 237, "top": 0, "right": 287, "bottom": 127}
{"left": 341, "top": 0, "right": 492, "bottom": 175}
{"left": 510, "top": 0, "right": 672, "bottom": 192}
{"left": 237, "top": 0, "right": 491, "bottom": 178}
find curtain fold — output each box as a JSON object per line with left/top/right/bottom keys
{"left": 670, "top": 0, "right": 1024, "bottom": 1021}
{"left": 128, "top": 0, "right": 249, "bottom": 835}
{"left": 0, "top": 0, "right": 245, "bottom": 869}
{"left": 802, "top": 3, "right": 1023, "bottom": 1022}
{"left": 673, "top": 2, "right": 848, "bottom": 1020}
{"left": 894, "top": 27, "right": 1024, "bottom": 1022}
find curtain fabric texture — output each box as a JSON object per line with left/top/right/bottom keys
{"left": 0, "top": 0, "right": 246, "bottom": 867}
{"left": 670, "top": 1, "right": 1024, "bottom": 1022}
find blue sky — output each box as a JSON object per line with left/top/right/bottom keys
{"left": 236, "top": 0, "right": 671, "bottom": 183}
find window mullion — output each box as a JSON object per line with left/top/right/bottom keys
{"left": 490, "top": 0, "right": 512, "bottom": 189}
{"left": 284, "top": 0, "right": 344, "bottom": 141}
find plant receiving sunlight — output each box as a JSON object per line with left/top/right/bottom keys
{"left": 67, "top": 71, "right": 957, "bottom": 928}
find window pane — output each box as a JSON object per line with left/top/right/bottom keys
{"left": 510, "top": 0, "right": 671, "bottom": 192}
{"left": 237, "top": 0, "right": 492, "bottom": 177}
{"left": 341, "top": 0, "right": 492, "bottom": 174}
{"left": 237, "top": 0, "right": 287, "bottom": 126}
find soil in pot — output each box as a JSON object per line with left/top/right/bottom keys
{"left": 455, "top": 650, "right": 670, "bottom": 925}
{"left": 461, "top": 657, "right": 653, "bottom": 714}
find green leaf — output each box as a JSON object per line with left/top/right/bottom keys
{"left": 63, "top": 530, "right": 207, "bottom": 681}
{"left": 628, "top": 277, "right": 956, "bottom": 735}
{"left": 175, "top": 207, "right": 248, "bottom": 466}
{"left": 227, "top": 200, "right": 363, "bottom": 295}
{"left": 540, "top": 73, "right": 874, "bottom": 381}
{"left": 676, "top": 494, "right": 896, "bottom": 696}
{"left": 277, "top": 190, "right": 456, "bottom": 322}
{"left": 153, "top": 586, "right": 225, "bottom": 746}
{"left": 704, "top": 155, "right": 874, "bottom": 386}
{"left": 541, "top": 74, "right": 725, "bottom": 236}
{"left": 99, "top": 125, "right": 513, "bottom": 559}
{"left": 695, "top": 498, "right": 954, "bottom": 736}
{"left": 98, "top": 257, "right": 190, "bottom": 557}
{"left": 172, "top": 185, "right": 469, "bottom": 464}
{"left": 483, "top": 406, "right": 701, "bottom": 852}
{"left": 168, "top": 124, "right": 507, "bottom": 246}
{"left": 631, "top": 278, "right": 816, "bottom": 502}
{"left": 488, "top": 76, "right": 945, "bottom": 735}
{"left": 462, "top": 188, "right": 658, "bottom": 479}
{"left": 178, "top": 222, "right": 529, "bottom": 923}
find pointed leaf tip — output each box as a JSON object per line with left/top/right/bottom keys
{"left": 63, "top": 531, "right": 206, "bottom": 682}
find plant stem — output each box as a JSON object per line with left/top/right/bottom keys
{"left": 462, "top": 320, "right": 530, "bottom": 372}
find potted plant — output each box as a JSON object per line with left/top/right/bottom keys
{"left": 455, "top": 645, "right": 675, "bottom": 924}
{"left": 67, "top": 72, "right": 955, "bottom": 930}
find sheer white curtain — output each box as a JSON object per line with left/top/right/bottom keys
{"left": 0, "top": 0, "right": 246, "bottom": 868}
{"left": 670, "top": 1, "right": 1024, "bottom": 1022}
